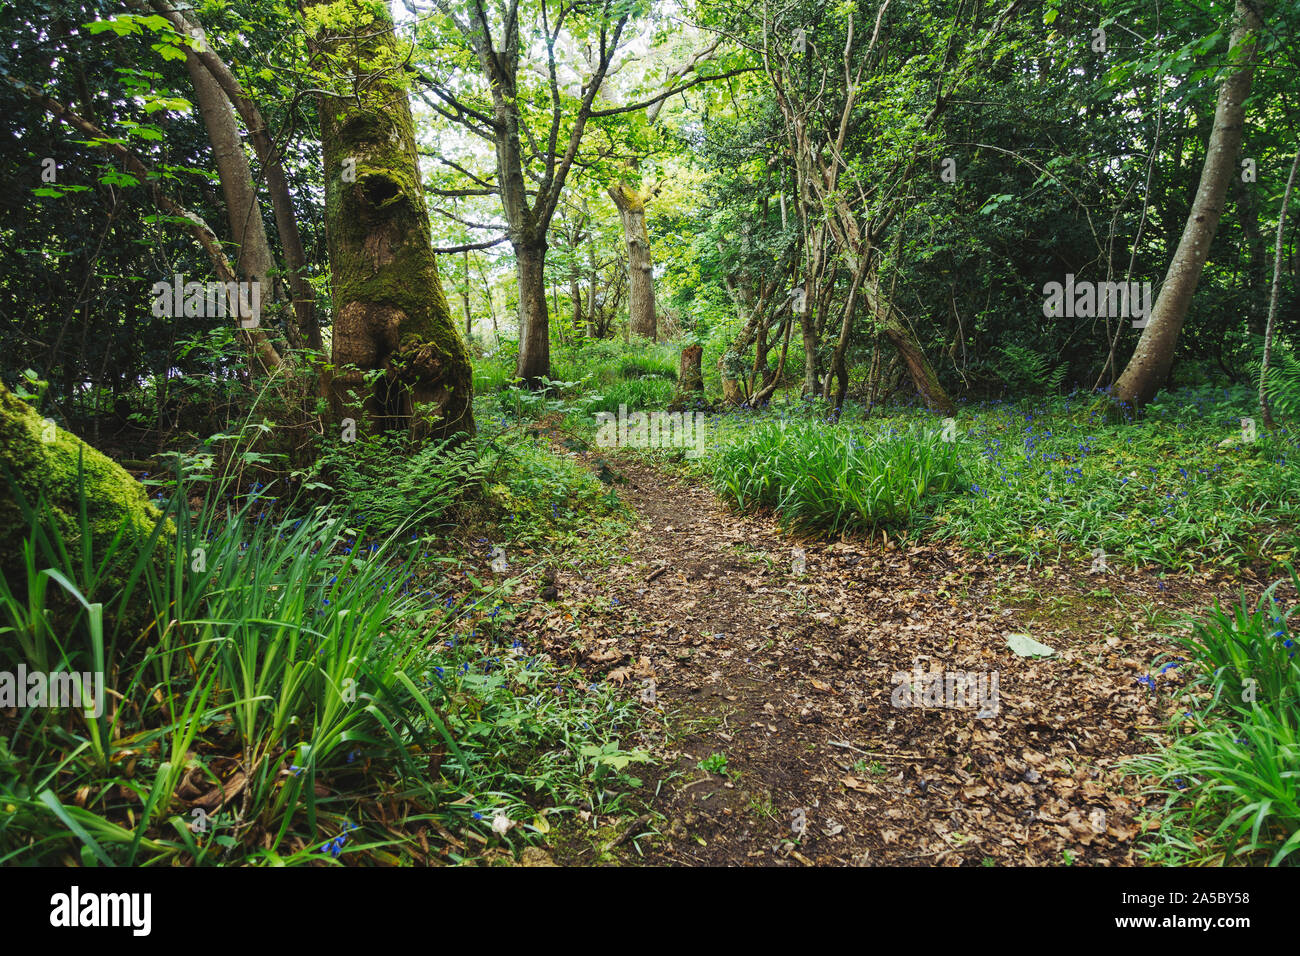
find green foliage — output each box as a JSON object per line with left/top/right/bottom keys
{"left": 990, "top": 344, "right": 1068, "bottom": 395}
{"left": 488, "top": 435, "right": 627, "bottom": 544}
{"left": 551, "top": 339, "right": 683, "bottom": 390}
{"left": 313, "top": 432, "right": 495, "bottom": 533}
{"left": 933, "top": 386, "right": 1300, "bottom": 570}
{"left": 1252, "top": 341, "right": 1300, "bottom": 422}
{"left": 616, "top": 355, "right": 678, "bottom": 382}
{"left": 0, "top": 461, "right": 645, "bottom": 865}
{"left": 703, "top": 417, "right": 966, "bottom": 534}
{"left": 472, "top": 362, "right": 513, "bottom": 396}
{"left": 1127, "top": 567, "right": 1300, "bottom": 866}
{"left": 699, "top": 752, "right": 730, "bottom": 776}
{"left": 583, "top": 377, "right": 675, "bottom": 415}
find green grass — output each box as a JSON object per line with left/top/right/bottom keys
{"left": 473, "top": 362, "right": 513, "bottom": 396}
{"left": 930, "top": 385, "right": 1300, "bottom": 570}
{"left": 0, "top": 442, "right": 645, "bottom": 865}
{"left": 659, "top": 384, "right": 1300, "bottom": 572}
{"left": 1126, "top": 566, "right": 1300, "bottom": 866}
{"left": 582, "top": 377, "right": 676, "bottom": 415}
{"left": 700, "top": 416, "right": 965, "bottom": 534}
{"left": 551, "top": 339, "right": 683, "bottom": 391}
{"left": 616, "top": 355, "right": 678, "bottom": 382}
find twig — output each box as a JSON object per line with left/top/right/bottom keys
{"left": 604, "top": 814, "right": 651, "bottom": 853}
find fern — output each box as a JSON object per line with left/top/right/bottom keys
{"left": 993, "top": 343, "right": 1067, "bottom": 394}
{"left": 1248, "top": 340, "right": 1300, "bottom": 422}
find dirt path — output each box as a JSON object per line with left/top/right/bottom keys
{"left": 542, "top": 450, "right": 1247, "bottom": 866}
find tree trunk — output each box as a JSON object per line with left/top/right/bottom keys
{"left": 608, "top": 183, "right": 657, "bottom": 340}
{"left": 182, "top": 42, "right": 294, "bottom": 352}
{"left": 1260, "top": 147, "right": 1300, "bottom": 430}
{"left": 861, "top": 283, "right": 956, "bottom": 415}
{"left": 307, "top": 0, "right": 474, "bottom": 442}
{"left": 1235, "top": 175, "right": 1268, "bottom": 336}
{"left": 141, "top": 0, "right": 320, "bottom": 352}
{"left": 515, "top": 241, "right": 551, "bottom": 385}
{"left": 1113, "top": 0, "right": 1261, "bottom": 412}
{"left": 570, "top": 276, "right": 584, "bottom": 338}
{"left": 799, "top": 304, "right": 820, "bottom": 397}
{"left": 463, "top": 248, "right": 473, "bottom": 340}
{"left": 669, "top": 344, "right": 708, "bottom": 411}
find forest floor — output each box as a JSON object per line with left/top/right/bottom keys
{"left": 524, "top": 439, "right": 1266, "bottom": 867}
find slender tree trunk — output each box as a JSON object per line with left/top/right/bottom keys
{"left": 307, "top": 0, "right": 473, "bottom": 442}
{"left": 514, "top": 242, "right": 551, "bottom": 384}
{"left": 799, "top": 304, "right": 820, "bottom": 397}
{"left": 1114, "top": 0, "right": 1262, "bottom": 412}
{"left": 463, "top": 248, "right": 473, "bottom": 339}
{"left": 570, "top": 276, "right": 583, "bottom": 338}
{"left": 860, "top": 282, "right": 955, "bottom": 415}
{"left": 1261, "top": 148, "right": 1300, "bottom": 429}
{"left": 587, "top": 242, "right": 600, "bottom": 338}
{"left": 1235, "top": 176, "right": 1268, "bottom": 336}
{"left": 182, "top": 45, "right": 296, "bottom": 350}
{"left": 142, "top": 0, "right": 320, "bottom": 351}
{"left": 608, "top": 183, "right": 657, "bottom": 340}
{"left": 828, "top": 258, "right": 870, "bottom": 413}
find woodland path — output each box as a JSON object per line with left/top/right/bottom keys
{"left": 531, "top": 443, "right": 1247, "bottom": 866}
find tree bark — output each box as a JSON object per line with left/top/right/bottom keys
{"left": 1260, "top": 147, "right": 1300, "bottom": 429}
{"left": 608, "top": 183, "right": 657, "bottom": 340}
{"left": 668, "top": 344, "right": 707, "bottom": 411}
{"left": 1113, "top": 0, "right": 1262, "bottom": 412}
{"left": 182, "top": 41, "right": 293, "bottom": 348}
{"left": 306, "top": 0, "right": 474, "bottom": 442}
{"left": 514, "top": 241, "right": 551, "bottom": 384}
{"left": 142, "top": 1, "right": 321, "bottom": 351}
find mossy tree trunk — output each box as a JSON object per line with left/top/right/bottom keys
{"left": 608, "top": 182, "right": 657, "bottom": 340}
{"left": 669, "top": 344, "right": 708, "bottom": 411}
{"left": 0, "top": 382, "right": 169, "bottom": 622}
{"left": 305, "top": 0, "right": 474, "bottom": 442}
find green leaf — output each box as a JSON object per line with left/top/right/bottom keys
{"left": 151, "top": 41, "right": 188, "bottom": 63}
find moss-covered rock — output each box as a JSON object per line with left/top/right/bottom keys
{"left": 0, "top": 381, "right": 170, "bottom": 616}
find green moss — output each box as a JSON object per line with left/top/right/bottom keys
{"left": 0, "top": 381, "right": 170, "bottom": 614}
{"left": 313, "top": 0, "right": 474, "bottom": 442}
